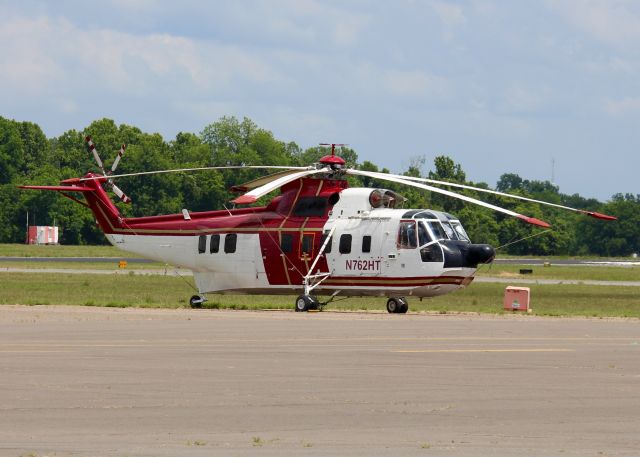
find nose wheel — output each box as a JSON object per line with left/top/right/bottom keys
{"left": 387, "top": 297, "right": 408, "bottom": 314}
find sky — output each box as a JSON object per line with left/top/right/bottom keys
{"left": 1, "top": 0, "right": 639, "bottom": 201}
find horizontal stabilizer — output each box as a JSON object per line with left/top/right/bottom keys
{"left": 19, "top": 185, "right": 93, "bottom": 192}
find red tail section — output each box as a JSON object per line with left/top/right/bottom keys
{"left": 19, "top": 173, "right": 124, "bottom": 234}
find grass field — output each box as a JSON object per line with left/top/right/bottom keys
{"left": 0, "top": 243, "right": 121, "bottom": 257}
{"left": 1, "top": 272, "right": 639, "bottom": 317}
{"left": 0, "top": 260, "right": 166, "bottom": 270}
{"left": 475, "top": 263, "right": 640, "bottom": 282}
{"left": 1, "top": 244, "right": 639, "bottom": 318}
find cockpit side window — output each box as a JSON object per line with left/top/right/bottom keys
{"left": 427, "top": 221, "right": 447, "bottom": 240}
{"left": 418, "top": 222, "right": 432, "bottom": 246}
{"left": 398, "top": 220, "right": 418, "bottom": 249}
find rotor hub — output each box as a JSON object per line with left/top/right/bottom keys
{"left": 319, "top": 154, "right": 346, "bottom": 167}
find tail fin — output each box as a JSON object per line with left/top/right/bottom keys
{"left": 19, "top": 173, "right": 124, "bottom": 233}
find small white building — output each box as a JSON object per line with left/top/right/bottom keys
{"left": 26, "top": 226, "right": 60, "bottom": 245}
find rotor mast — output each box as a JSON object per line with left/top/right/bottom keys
{"left": 318, "top": 143, "right": 347, "bottom": 168}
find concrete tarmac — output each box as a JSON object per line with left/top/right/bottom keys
{"left": 0, "top": 306, "right": 639, "bottom": 457}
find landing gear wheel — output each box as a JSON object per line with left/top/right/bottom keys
{"left": 387, "top": 297, "right": 400, "bottom": 313}
{"left": 387, "top": 297, "right": 408, "bottom": 314}
{"left": 189, "top": 294, "right": 205, "bottom": 308}
{"left": 295, "top": 295, "right": 318, "bottom": 312}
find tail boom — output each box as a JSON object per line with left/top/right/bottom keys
{"left": 19, "top": 173, "right": 124, "bottom": 234}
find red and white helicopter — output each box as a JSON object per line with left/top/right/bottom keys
{"left": 21, "top": 139, "right": 617, "bottom": 313}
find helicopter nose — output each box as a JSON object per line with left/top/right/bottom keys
{"left": 441, "top": 241, "right": 495, "bottom": 268}
{"left": 465, "top": 244, "right": 495, "bottom": 266}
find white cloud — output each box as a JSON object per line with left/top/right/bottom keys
{"left": 265, "top": 0, "right": 370, "bottom": 47}
{"left": 550, "top": 0, "right": 640, "bottom": 48}
{"left": 605, "top": 96, "right": 640, "bottom": 115}
{"left": 0, "top": 11, "right": 291, "bottom": 98}
{"left": 264, "top": 106, "right": 339, "bottom": 144}
{"left": 430, "top": 0, "right": 467, "bottom": 40}
{"left": 383, "top": 69, "right": 450, "bottom": 99}
{"left": 584, "top": 56, "right": 640, "bottom": 74}
{"left": 503, "top": 84, "right": 551, "bottom": 113}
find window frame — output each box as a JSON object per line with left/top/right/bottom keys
{"left": 224, "top": 233, "right": 237, "bottom": 254}
{"left": 362, "top": 235, "right": 372, "bottom": 253}
{"left": 280, "top": 233, "right": 293, "bottom": 253}
{"left": 198, "top": 234, "right": 207, "bottom": 254}
{"left": 300, "top": 232, "right": 315, "bottom": 259}
{"left": 210, "top": 234, "right": 220, "bottom": 253}
{"left": 339, "top": 234, "right": 352, "bottom": 254}
{"left": 320, "top": 233, "right": 332, "bottom": 254}
{"left": 397, "top": 220, "right": 418, "bottom": 249}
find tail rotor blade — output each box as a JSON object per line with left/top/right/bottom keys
{"left": 108, "top": 181, "right": 132, "bottom": 204}
{"left": 85, "top": 136, "right": 132, "bottom": 204}
{"left": 85, "top": 136, "right": 106, "bottom": 174}
{"left": 111, "top": 143, "right": 126, "bottom": 173}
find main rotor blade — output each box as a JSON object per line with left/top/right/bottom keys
{"left": 230, "top": 169, "right": 309, "bottom": 193}
{"left": 232, "top": 168, "right": 329, "bottom": 205}
{"left": 397, "top": 174, "right": 617, "bottom": 221}
{"left": 347, "top": 169, "right": 551, "bottom": 228}
{"left": 79, "top": 165, "right": 310, "bottom": 181}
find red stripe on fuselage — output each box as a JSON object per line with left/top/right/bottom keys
{"left": 322, "top": 275, "right": 470, "bottom": 287}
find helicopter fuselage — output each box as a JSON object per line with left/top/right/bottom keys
{"left": 102, "top": 177, "right": 494, "bottom": 298}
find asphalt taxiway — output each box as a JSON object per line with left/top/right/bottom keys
{"left": 0, "top": 307, "right": 638, "bottom": 456}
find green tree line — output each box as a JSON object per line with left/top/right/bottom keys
{"left": 1, "top": 115, "right": 637, "bottom": 256}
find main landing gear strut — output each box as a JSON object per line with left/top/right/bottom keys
{"left": 386, "top": 297, "right": 409, "bottom": 314}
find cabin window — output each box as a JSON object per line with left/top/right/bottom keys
{"left": 339, "top": 234, "right": 352, "bottom": 254}
{"left": 321, "top": 233, "right": 332, "bottom": 253}
{"left": 293, "top": 197, "right": 328, "bottom": 217}
{"left": 198, "top": 235, "right": 206, "bottom": 254}
{"left": 397, "top": 221, "right": 417, "bottom": 249}
{"left": 301, "top": 233, "right": 314, "bottom": 257}
{"left": 281, "top": 234, "right": 293, "bottom": 253}
{"left": 210, "top": 234, "right": 220, "bottom": 253}
{"left": 224, "top": 234, "right": 237, "bottom": 253}
{"left": 362, "top": 235, "right": 371, "bottom": 253}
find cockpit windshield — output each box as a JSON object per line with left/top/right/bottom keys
{"left": 427, "top": 221, "right": 447, "bottom": 240}
{"left": 416, "top": 213, "right": 471, "bottom": 244}
{"left": 441, "top": 221, "right": 457, "bottom": 240}
{"left": 451, "top": 221, "right": 470, "bottom": 242}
